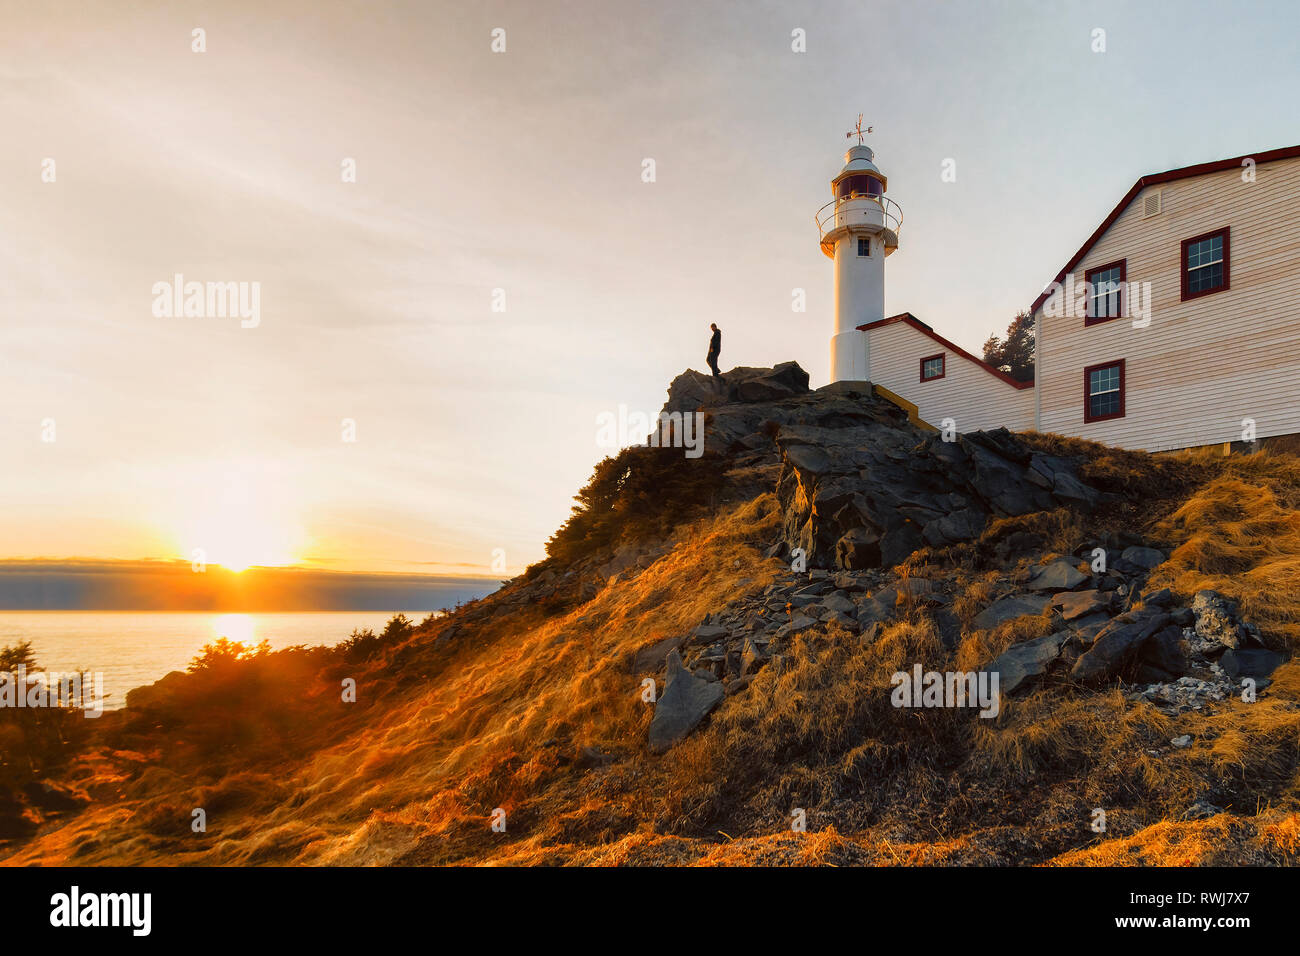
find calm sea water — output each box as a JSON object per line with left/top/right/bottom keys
{"left": 0, "top": 611, "right": 432, "bottom": 710}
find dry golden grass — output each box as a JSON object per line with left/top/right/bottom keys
{"left": 972, "top": 689, "right": 1172, "bottom": 789}
{"left": 955, "top": 608, "right": 1058, "bottom": 674}
{"left": 1149, "top": 454, "right": 1300, "bottom": 645}
{"left": 1259, "top": 811, "right": 1300, "bottom": 855}
{"left": 951, "top": 572, "right": 1000, "bottom": 630}
{"left": 3, "top": 494, "right": 784, "bottom": 866}
{"left": 980, "top": 507, "right": 1091, "bottom": 558}
{"left": 1020, "top": 431, "right": 1217, "bottom": 503}
{"left": 1046, "top": 809, "right": 1300, "bottom": 866}
{"left": 1048, "top": 816, "right": 1241, "bottom": 866}
{"left": 7, "top": 443, "right": 1300, "bottom": 867}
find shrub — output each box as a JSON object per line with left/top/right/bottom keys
{"left": 337, "top": 613, "right": 417, "bottom": 663}
{"left": 545, "top": 445, "right": 728, "bottom": 565}
{"left": 189, "top": 637, "right": 271, "bottom": 673}
{"left": 0, "top": 643, "right": 89, "bottom": 801}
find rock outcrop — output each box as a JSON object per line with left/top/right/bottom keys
{"left": 662, "top": 362, "right": 811, "bottom": 416}
{"left": 662, "top": 367, "right": 1109, "bottom": 572}
{"left": 1071, "top": 607, "right": 1177, "bottom": 684}
{"left": 648, "top": 649, "right": 725, "bottom": 753}
{"left": 776, "top": 411, "right": 1105, "bottom": 571}
{"left": 486, "top": 363, "right": 1283, "bottom": 753}
{"left": 987, "top": 631, "right": 1071, "bottom": 694}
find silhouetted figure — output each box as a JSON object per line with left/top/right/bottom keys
{"left": 706, "top": 323, "right": 722, "bottom": 377}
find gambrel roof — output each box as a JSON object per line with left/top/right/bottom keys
{"left": 1026, "top": 144, "right": 1300, "bottom": 317}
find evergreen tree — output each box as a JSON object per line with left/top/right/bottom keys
{"left": 982, "top": 311, "right": 1035, "bottom": 382}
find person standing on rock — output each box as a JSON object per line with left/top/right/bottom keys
{"left": 706, "top": 323, "right": 722, "bottom": 378}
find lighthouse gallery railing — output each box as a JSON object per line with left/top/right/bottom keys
{"left": 815, "top": 195, "right": 903, "bottom": 239}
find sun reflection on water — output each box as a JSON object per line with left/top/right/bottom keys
{"left": 211, "top": 613, "right": 255, "bottom": 645}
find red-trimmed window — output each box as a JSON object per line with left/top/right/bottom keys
{"left": 1084, "top": 259, "right": 1126, "bottom": 324}
{"left": 1181, "top": 227, "right": 1229, "bottom": 300}
{"left": 920, "top": 353, "right": 945, "bottom": 382}
{"left": 1084, "top": 359, "right": 1125, "bottom": 423}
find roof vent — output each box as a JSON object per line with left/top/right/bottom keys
{"left": 1142, "top": 191, "right": 1162, "bottom": 218}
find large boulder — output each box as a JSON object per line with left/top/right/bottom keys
{"left": 1052, "top": 589, "right": 1112, "bottom": 621}
{"left": 987, "top": 630, "right": 1071, "bottom": 694}
{"left": 1136, "top": 625, "right": 1190, "bottom": 681}
{"left": 662, "top": 362, "right": 810, "bottom": 415}
{"left": 685, "top": 624, "right": 729, "bottom": 646}
{"left": 1192, "top": 590, "right": 1248, "bottom": 650}
{"left": 652, "top": 363, "right": 1108, "bottom": 572}
{"left": 648, "top": 649, "right": 725, "bottom": 753}
{"left": 734, "top": 364, "right": 812, "bottom": 403}
{"left": 1026, "top": 557, "right": 1089, "bottom": 592}
{"left": 740, "top": 637, "right": 770, "bottom": 677}
{"left": 972, "top": 593, "right": 1050, "bottom": 630}
{"left": 1218, "top": 647, "right": 1284, "bottom": 680}
{"left": 1071, "top": 608, "right": 1171, "bottom": 684}
{"left": 774, "top": 414, "right": 1106, "bottom": 571}
{"left": 1121, "top": 545, "right": 1166, "bottom": 570}
{"left": 631, "top": 636, "right": 681, "bottom": 674}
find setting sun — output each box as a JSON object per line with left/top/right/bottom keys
{"left": 187, "top": 518, "right": 301, "bottom": 573}
{"left": 156, "top": 465, "right": 308, "bottom": 572}
{"left": 212, "top": 544, "right": 297, "bottom": 574}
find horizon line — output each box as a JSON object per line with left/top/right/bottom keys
{"left": 0, "top": 557, "right": 507, "bottom": 580}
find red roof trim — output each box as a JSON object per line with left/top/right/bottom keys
{"left": 857, "top": 313, "right": 1034, "bottom": 390}
{"left": 1027, "top": 144, "right": 1300, "bottom": 317}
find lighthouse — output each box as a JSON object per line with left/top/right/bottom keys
{"left": 816, "top": 125, "right": 902, "bottom": 382}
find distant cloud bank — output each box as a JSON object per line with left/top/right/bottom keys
{"left": 0, "top": 561, "right": 501, "bottom": 611}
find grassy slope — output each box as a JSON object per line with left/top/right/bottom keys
{"left": 5, "top": 441, "right": 1300, "bottom": 867}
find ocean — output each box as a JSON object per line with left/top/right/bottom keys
{"left": 0, "top": 611, "right": 448, "bottom": 710}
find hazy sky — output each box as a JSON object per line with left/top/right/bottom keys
{"left": 3, "top": 0, "right": 1297, "bottom": 574}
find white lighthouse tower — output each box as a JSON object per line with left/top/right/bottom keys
{"left": 816, "top": 121, "right": 902, "bottom": 382}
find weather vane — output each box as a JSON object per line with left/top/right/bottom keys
{"left": 846, "top": 114, "right": 872, "bottom": 145}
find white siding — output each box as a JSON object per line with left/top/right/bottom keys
{"left": 1034, "top": 156, "right": 1300, "bottom": 451}
{"left": 867, "top": 321, "right": 1035, "bottom": 433}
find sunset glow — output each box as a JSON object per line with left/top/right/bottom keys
{"left": 8, "top": 3, "right": 1296, "bottom": 587}
{"left": 210, "top": 613, "right": 256, "bottom": 645}
{"left": 180, "top": 520, "right": 302, "bottom": 573}
{"left": 3, "top": 0, "right": 1298, "bottom": 911}
{"left": 161, "top": 470, "right": 307, "bottom": 573}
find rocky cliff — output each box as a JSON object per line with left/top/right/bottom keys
{"left": 625, "top": 365, "right": 1279, "bottom": 754}
{"left": 490, "top": 363, "right": 1285, "bottom": 763}
{"left": 10, "top": 361, "right": 1298, "bottom": 867}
